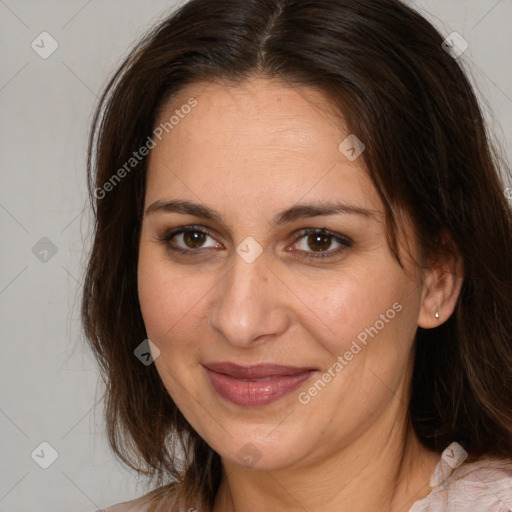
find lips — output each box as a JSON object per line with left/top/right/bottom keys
{"left": 204, "top": 362, "right": 316, "bottom": 379}
{"left": 203, "top": 362, "right": 317, "bottom": 406}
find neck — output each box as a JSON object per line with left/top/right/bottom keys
{"left": 212, "top": 420, "right": 439, "bottom": 512}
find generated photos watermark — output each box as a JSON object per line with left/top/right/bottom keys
{"left": 298, "top": 301, "right": 403, "bottom": 405}
{"left": 94, "top": 97, "right": 198, "bottom": 200}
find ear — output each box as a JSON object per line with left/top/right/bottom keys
{"left": 417, "top": 236, "right": 464, "bottom": 329}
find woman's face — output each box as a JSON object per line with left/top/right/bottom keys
{"left": 138, "top": 77, "right": 427, "bottom": 470}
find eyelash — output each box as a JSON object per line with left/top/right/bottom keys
{"left": 159, "top": 225, "right": 352, "bottom": 260}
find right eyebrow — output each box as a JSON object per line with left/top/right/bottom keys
{"left": 145, "top": 198, "right": 376, "bottom": 225}
{"left": 145, "top": 199, "right": 224, "bottom": 222}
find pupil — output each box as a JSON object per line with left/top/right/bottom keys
{"left": 185, "top": 230, "right": 205, "bottom": 248}
{"left": 309, "top": 233, "right": 330, "bottom": 252}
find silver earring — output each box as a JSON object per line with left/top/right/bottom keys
{"left": 435, "top": 308, "right": 440, "bottom": 319}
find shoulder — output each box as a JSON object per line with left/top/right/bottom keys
{"left": 97, "top": 498, "right": 150, "bottom": 512}
{"left": 410, "top": 456, "right": 512, "bottom": 511}
{"left": 96, "top": 482, "right": 186, "bottom": 512}
{"left": 97, "top": 492, "right": 185, "bottom": 512}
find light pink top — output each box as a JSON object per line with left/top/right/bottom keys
{"left": 98, "top": 444, "right": 512, "bottom": 512}
{"left": 409, "top": 443, "right": 512, "bottom": 511}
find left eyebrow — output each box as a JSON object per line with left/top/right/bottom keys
{"left": 144, "top": 198, "right": 375, "bottom": 226}
{"left": 273, "top": 201, "right": 375, "bottom": 225}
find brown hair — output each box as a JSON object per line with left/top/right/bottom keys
{"left": 82, "top": 0, "right": 512, "bottom": 510}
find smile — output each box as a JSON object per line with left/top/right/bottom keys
{"left": 203, "top": 362, "right": 318, "bottom": 406}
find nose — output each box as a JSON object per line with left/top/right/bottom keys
{"left": 208, "top": 251, "right": 290, "bottom": 348}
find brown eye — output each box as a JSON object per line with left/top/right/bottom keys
{"left": 161, "top": 226, "right": 221, "bottom": 252}
{"left": 182, "top": 229, "right": 208, "bottom": 248}
{"left": 293, "top": 229, "right": 352, "bottom": 259}
{"left": 306, "top": 233, "right": 332, "bottom": 252}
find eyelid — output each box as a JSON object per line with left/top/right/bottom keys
{"left": 292, "top": 227, "right": 351, "bottom": 244}
{"left": 160, "top": 225, "right": 221, "bottom": 249}
{"left": 159, "top": 225, "right": 352, "bottom": 258}
{"left": 288, "top": 228, "right": 352, "bottom": 259}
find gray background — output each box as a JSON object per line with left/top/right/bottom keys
{"left": 0, "top": 1, "right": 510, "bottom": 511}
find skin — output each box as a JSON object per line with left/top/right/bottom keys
{"left": 137, "top": 77, "right": 463, "bottom": 511}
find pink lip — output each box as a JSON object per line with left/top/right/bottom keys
{"left": 203, "top": 362, "right": 317, "bottom": 406}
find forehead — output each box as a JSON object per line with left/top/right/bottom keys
{"left": 146, "top": 78, "right": 381, "bottom": 216}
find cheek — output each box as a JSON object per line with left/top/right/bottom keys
{"left": 137, "top": 250, "right": 206, "bottom": 400}
{"left": 137, "top": 247, "right": 214, "bottom": 347}
{"left": 320, "top": 279, "right": 420, "bottom": 414}
{"left": 296, "top": 263, "right": 416, "bottom": 360}
{"left": 137, "top": 247, "right": 182, "bottom": 342}
{"left": 293, "top": 272, "right": 419, "bottom": 437}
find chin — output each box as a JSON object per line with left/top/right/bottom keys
{"left": 208, "top": 423, "right": 312, "bottom": 471}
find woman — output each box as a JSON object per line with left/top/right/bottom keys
{"left": 83, "top": 0, "right": 512, "bottom": 510}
